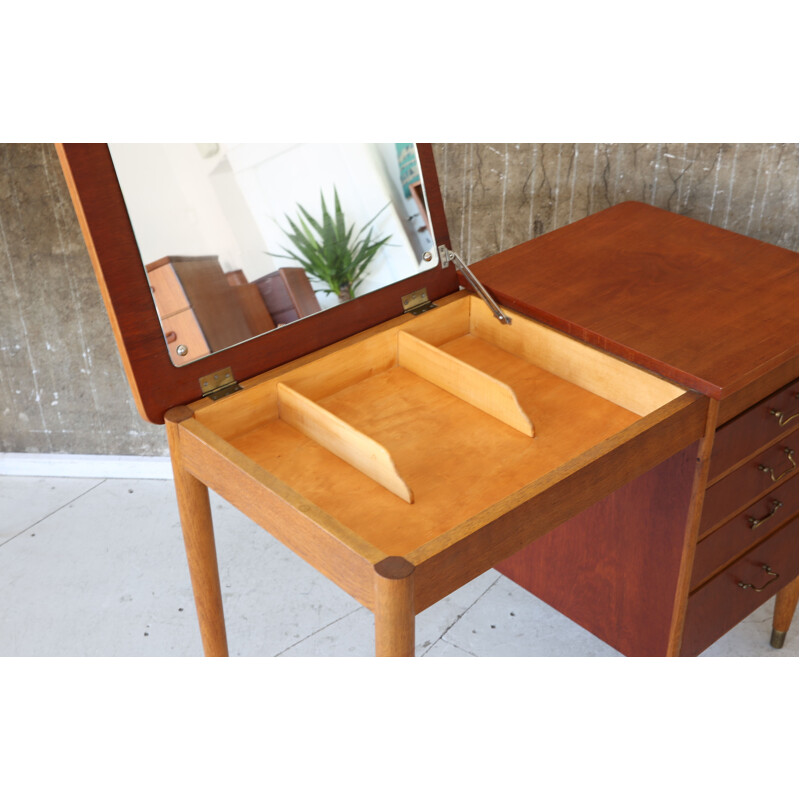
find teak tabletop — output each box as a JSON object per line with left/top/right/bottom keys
{"left": 471, "top": 201, "right": 798, "bottom": 418}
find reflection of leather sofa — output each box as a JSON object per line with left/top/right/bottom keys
{"left": 146, "top": 255, "right": 275, "bottom": 363}
{"left": 253, "top": 267, "right": 321, "bottom": 326}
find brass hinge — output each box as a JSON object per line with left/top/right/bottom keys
{"left": 401, "top": 287, "right": 437, "bottom": 316}
{"left": 199, "top": 367, "right": 241, "bottom": 401}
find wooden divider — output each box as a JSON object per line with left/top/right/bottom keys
{"left": 277, "top": 383, "right": 414, "bottom": 503}
{"left": 274, "top": 324, "right": 534, "bottom": 504}
{"left": 467, "top": 295, "right": 682, "bottom": 416}
{"left": 397, "top": 330, "right": 534, "bottom": 437}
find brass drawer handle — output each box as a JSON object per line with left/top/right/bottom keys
{"left": 770, "top": 393, "right": 799, "bottom": 427}
{"left": 737, "top": 564, "right": 779, "bottom": 592}
{"left": 770, "top": 408, "right": 798, "bottom": 427}
{"left": 758, "top": 448, "right": 796, "bottom": 482}
{"left": 747, "top": 499, "right": 783, "bottom": 529}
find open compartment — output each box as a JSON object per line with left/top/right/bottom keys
{"left": 271, "top": 318, "right": 536, "bottom": 505}
{"left": 189, "top": 294, "right": 687, "bottom": 556}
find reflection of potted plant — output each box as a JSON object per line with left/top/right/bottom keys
{"left": 269, "top": 187, "right": 392, "bottom": 303}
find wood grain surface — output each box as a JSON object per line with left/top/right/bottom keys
{"left": 373, "top": 557, "right": 415, "bottom": 656}
{"left": 397, "top": 330, "right": 534, "bottom": 436}
{"left": 165, "top": 407, "right": 229, "bottom": 656}
{"left": 496, "top": 442, "right": 701, "bottom": 656}
{"left": 692, "top": 476, "right": 799, "bottom": 589}
{"left": 277, "top": 382, "right": 414, "bottom": 503}
{"left": 681, "top": 516, "right": 799, "bottom": 656}
{"left": 699, "top": 431, "right": 799, "bottom": 535}
{"left": 707, "top": 380, "right": 798, "bottom": 482}
{"left": 469, "top": 201, "right": 798, "bottom": 409}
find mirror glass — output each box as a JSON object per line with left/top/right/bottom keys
{"left": 108, "top": 143, "right": 439, "bottom": 366}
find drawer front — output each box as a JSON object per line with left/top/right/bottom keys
{"left": 255, "top": 271, "right": 301, "bottom": 325}
{"left": 709, "top": 380, "right": 798, "bottom": 482}
{"left": 699, "top": 431, "right": 798, "bottom": 535}
{"left": 692, "top": 475, "right": 798, "bottom": 589}
{"left": 162, "top": 308, "right": 210, "bottom": 365}
{"left": 148, "top": 264, "right": 190, "bottom": 318}
{"left": 681, "top": 515, "right": 799, "bottom": 656}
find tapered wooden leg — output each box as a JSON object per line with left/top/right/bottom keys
{"left": 771, "top": 576, "right": 798, "bottom": 649}
{"left": 166, "top": 407, "right": 229, "bottom": 657}
{"left": 374, "top": 557, "right": 415, "bottom": 657}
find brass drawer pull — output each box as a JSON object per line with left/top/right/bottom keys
{"left": 769, "top": 393, "right": 799, "bottom": 427}
{"left": 747, "top": 499, "right": 783, "bottom": 529}
{"left": 737, "top": 564, "right": 779, "bottom": 592}
{"left": 758, "top": 448, "right": 796, "bottom": 482}
{"left": 770, "top": 408, "right": 799, "bottom": 427}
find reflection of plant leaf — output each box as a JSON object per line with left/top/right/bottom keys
{"left": 267, "top": 185, "right": 392, "bottom": 299}
{"left": 334, "top": 189, "right": 348, "bottom": 248}
{"left": 356, "top": 201, "right": 391, "bottom": 238}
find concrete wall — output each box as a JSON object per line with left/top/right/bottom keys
{"left": 1, "top": 144, "right": 167, "bottom": 456}
{"left": 432, "top": 143, "right": 799, "bottom": 261}
{"left": 1, "top": 143, "right": 797, "bottom": 457}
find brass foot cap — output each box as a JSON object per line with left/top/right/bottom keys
{"left": 770, "top": 629, "right": 787, "bottom": 649}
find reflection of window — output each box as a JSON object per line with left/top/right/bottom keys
{"left": 396, "top": 143, "right": 420, "bottom": 198}
{"left": 110, "top": 143, "right": 434, "bottom": 319}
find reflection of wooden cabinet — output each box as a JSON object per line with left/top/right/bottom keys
{"left": 254, "top": 267, "right": 321, "bottom": 325}
{"left": 409, "top": 181, "right": 429, "bottom": 231}
{"left": 232, "top": 284, "right": 275, "bottom": 339}
{"left": 146, "top": 256, "right": 274, "bottom": 364}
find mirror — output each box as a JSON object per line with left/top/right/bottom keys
{"left": 108, "top": 143, "right": 439, "bottom": 366}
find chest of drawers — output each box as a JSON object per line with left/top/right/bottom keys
{"left": 479, "top": 202, "right": 798, "bottom": 656}
{"left": 681, "top": 382, "right": 798, "bottom": 655}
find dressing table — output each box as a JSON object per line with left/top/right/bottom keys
{"left": 56, "top": 143, "right": 798, "bottom": 656}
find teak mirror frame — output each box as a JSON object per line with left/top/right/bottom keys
{"left": 56, "top": 143, "right": 459, "bottom": 424}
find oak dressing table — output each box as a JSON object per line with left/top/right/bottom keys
{"left": 56, "top": 144, "right": 797, "bottom": 656}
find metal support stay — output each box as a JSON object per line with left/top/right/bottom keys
{"left": 438, "top": 245, "right": 512, "bottom": 325}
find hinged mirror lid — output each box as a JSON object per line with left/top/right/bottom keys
{"left": 57, "top": 144, "right": 458, "bottom": 424}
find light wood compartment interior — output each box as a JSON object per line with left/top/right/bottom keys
{"left": 193, "top": 295, "right": 684, "bottom": 554}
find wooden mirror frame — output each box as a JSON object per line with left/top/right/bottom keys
{"left": 57, "top": 143, "right": 458, "bottom": 424}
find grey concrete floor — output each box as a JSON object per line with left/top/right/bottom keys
{"left": 0, "top": 474, "right": 797, "bottom": 658}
